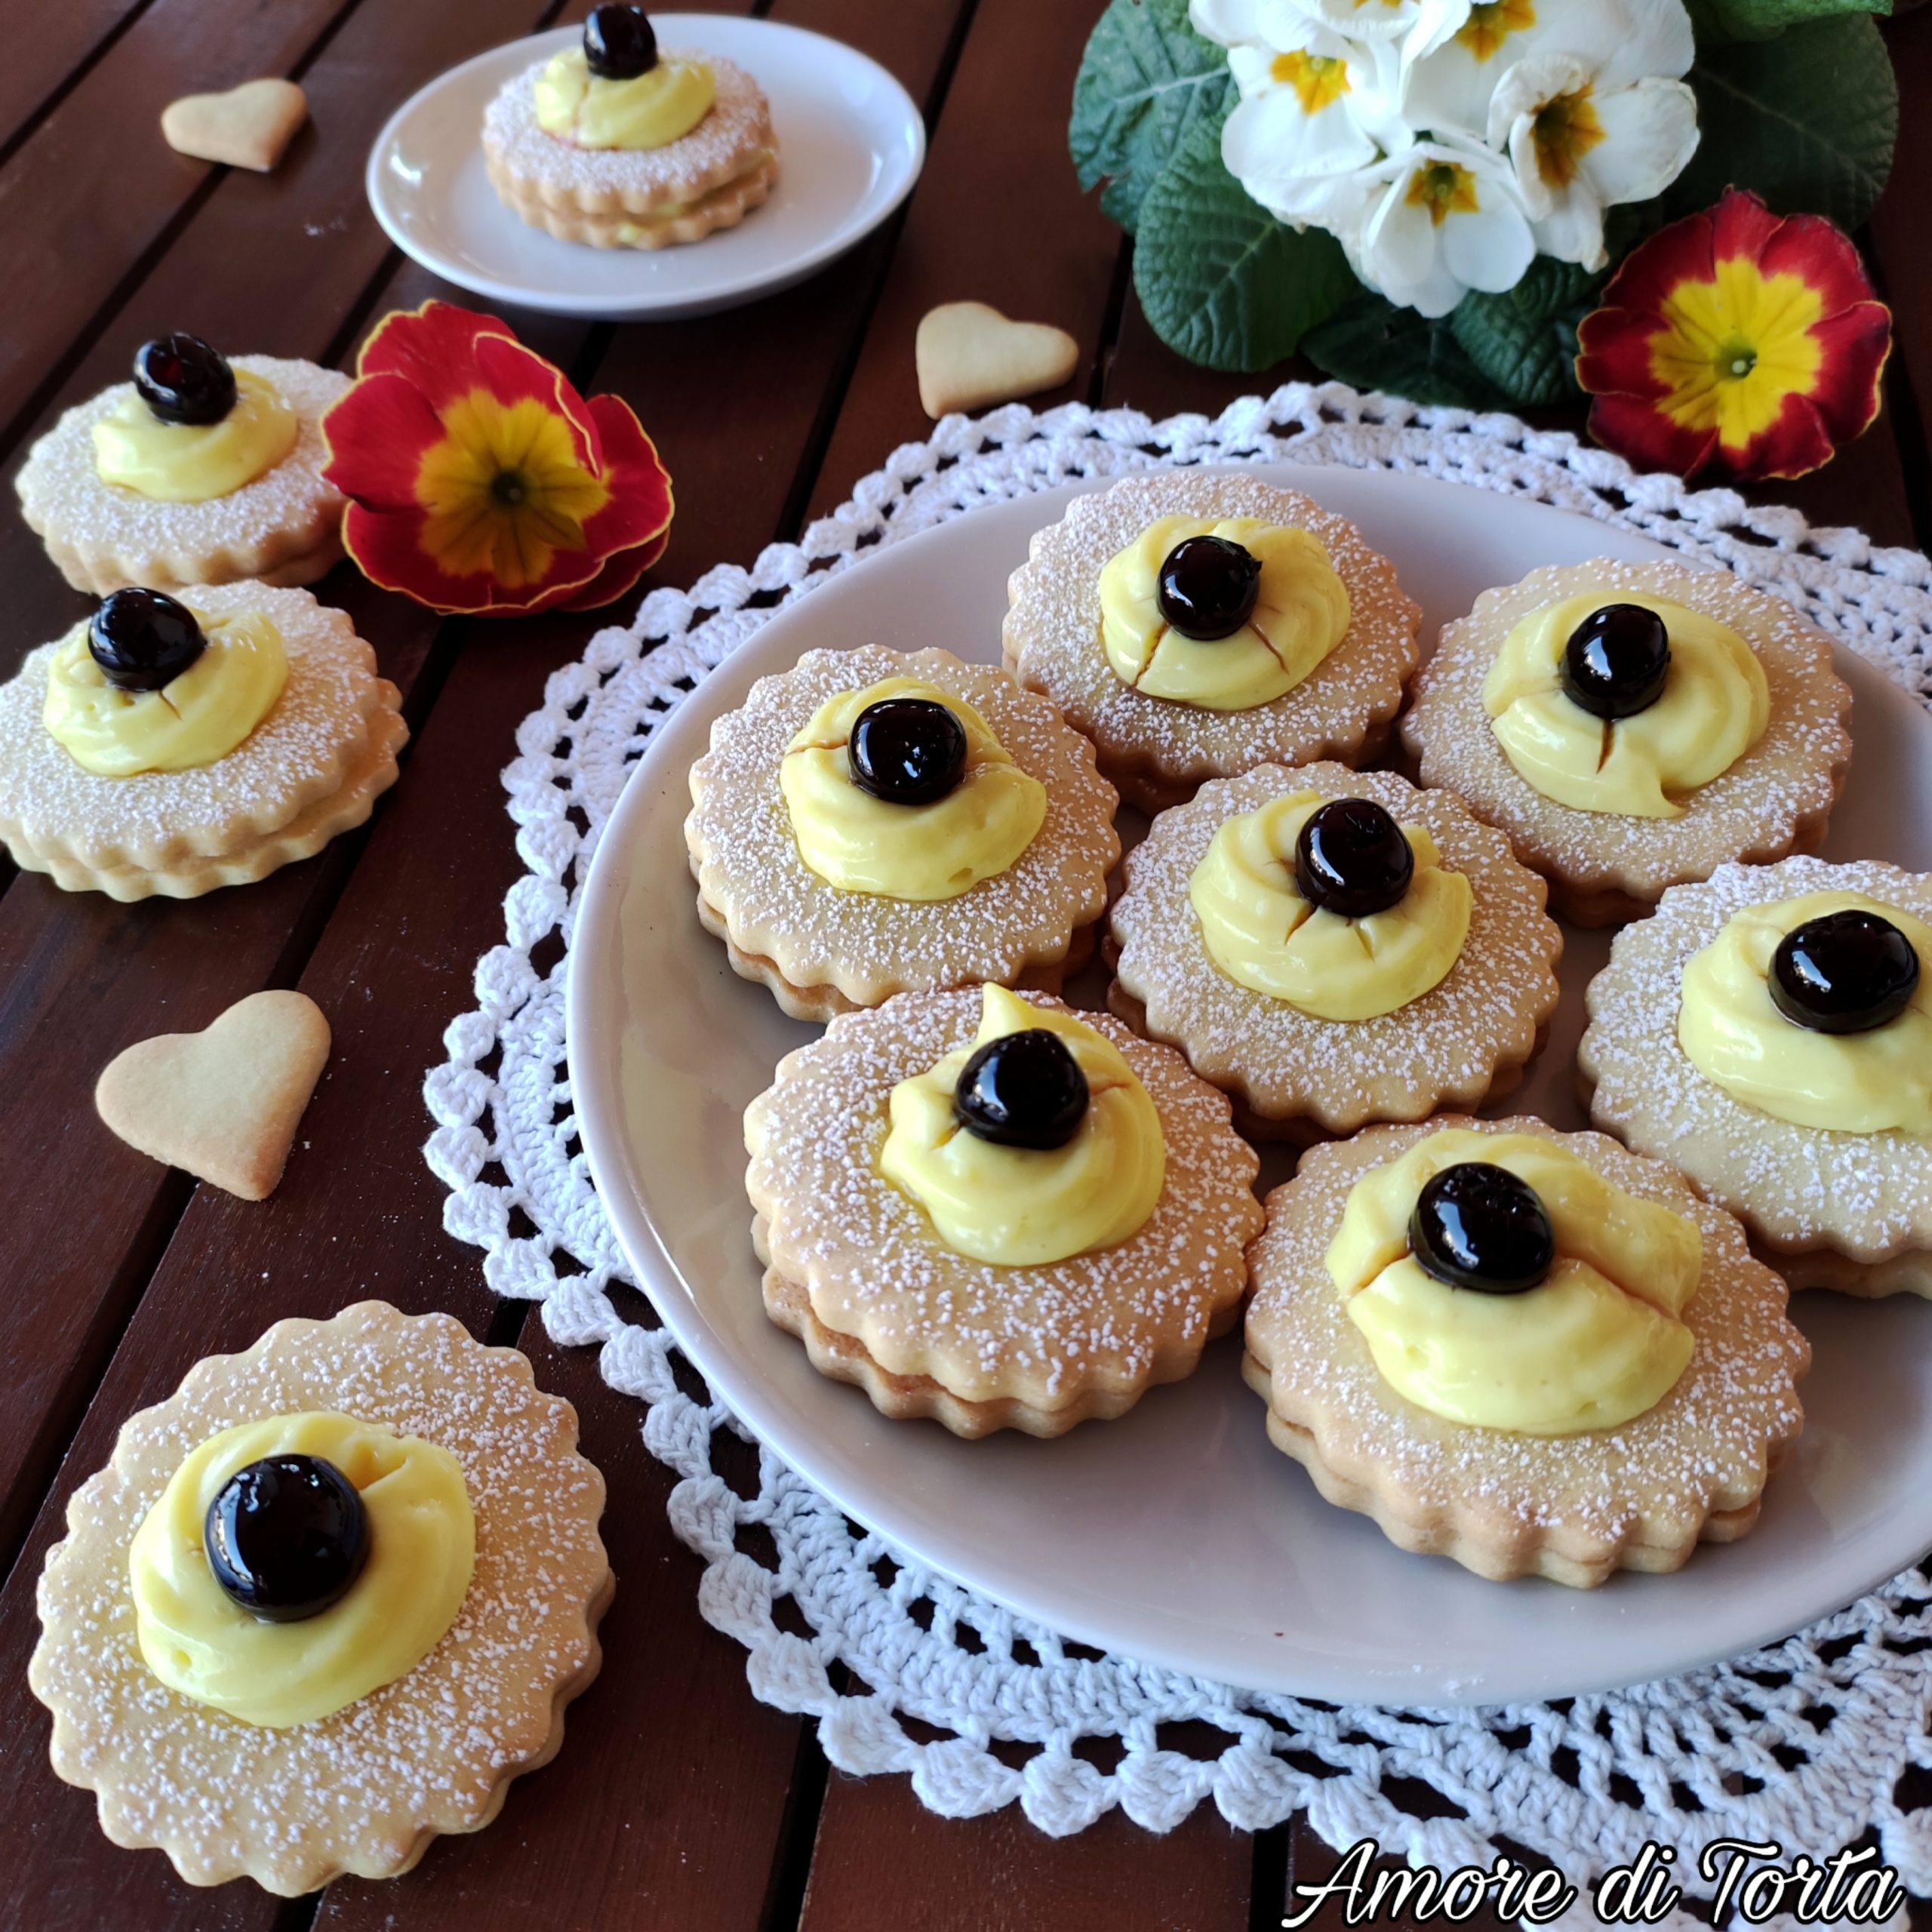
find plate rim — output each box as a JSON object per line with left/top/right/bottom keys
{"left": 567, "top": 463, "right": 1932, "bottom": 1703}
{"left": 364, "top": 14, "right": 927, "bottom": 321}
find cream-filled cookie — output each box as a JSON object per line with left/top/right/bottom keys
{"left": 29, "top": 1302, "right": 611, "bottom": 1894}
{"left": 0, "top": 583, "right": 405, "bottom": 900}
{"left": 17, "top": 335, "right": 347, "bottom": 593}
{"left": 1107, "top": 763, "right": 1561, "bottom": 1141}
{"left": 686, "top": 645, "right": 1118, "bottom": 1020}
{"left": 484, "top": 8, "right": 777, "bottom": 249}
{"left": 1003, "top": 472, "right": 1420, "bottom": 813}
{"left": 1244, "top": 1118, "right": 1808, "bottom": 1585}
{"left": 1580, "top": 856, "right": 1932, "bottom": 1297}
{"left": 1402, "top": 558, "right": 1851, "bottom": 924}
{"left": 746, "top": 986, "right": 1263, "bottom": 1436}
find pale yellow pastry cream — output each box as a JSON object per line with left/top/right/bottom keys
{"left": 534, "top": 47, "right": 714, "bottom": 149}
{"left": 1481, "top": 592, "right": 1769, "bottom": 818}
{"left": 42, "top": 609, "right": 288, "bottom": 777}
{"left": 1098, "top": 516, "right": 1351, "bottom": 710}
{"left": 1186, "top": 789, "right": 1471, "bottom": 1020}
{"left": 128, "top": 1411, "right": 475, "bottom": 1729}
{"left": 1326, "top": 1129, "right": 1700, "bottom": 1435}
{"left": 90, "top": 371, "right": 298, "bottom": 505}
{"left": 780, "top": 676, "right": 1047, "bottom": 901}
{"left": 1679, "top": 889, "right": 1932, "bottom": 1135}
{"left": 879, "top": 986, "right": 1165, "bottom": 1266}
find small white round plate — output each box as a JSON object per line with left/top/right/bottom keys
{"left": 568, "top": 465, "right": 1932, "bottom": 1706}
{"left": 366, "top": 16, "right": 924, "bottom": 321}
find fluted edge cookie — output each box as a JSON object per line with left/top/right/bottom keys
{"left": 745, "top": 989, "right": 1263, "bottom": 1436}
{"left": 29, "top": 1302, "right": 611, "bottom": 1896}
{"left": 1002, "top": 472, "right": 1421, "bottom": 813}
{"left": 1401, "top": 558, "right": 1850, "bottom": 924}
{"left": 1107, "top": 762, "right": 1561, "bottom": 1141}
{"left": 16, "top": 357, "right": 348, "bottom": 595}
{"left": 1245, "top": 1117, "right": 1808, "bottom": 1586}
{"left": 687, "top": 645, "right": 1119, "bottom": 1019}
{"left": 1580, "top": 855, "right": 1932, "bottom": 1291}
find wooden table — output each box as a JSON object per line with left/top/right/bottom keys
{"left": 3, "top": 3, "right": 1929, "bottom": 1927}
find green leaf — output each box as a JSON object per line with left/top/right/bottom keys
{"left": 1666, "top": 14, "right": 1897, "bottom": 229}
{"left": 1069, "top": 0, "right": 1234, "bottom": 233}
{"left": 1301, "top": 291, "right": 1513, "bottom": 410}
{"left": 1684, "top": 0, "right": 1889, "bottom": 45}
{"left": 1133, "top": 121, "right": 1357, "bottom": 371}
{"left": 1449, "top": 258, "right": 1602, "bottom": 408}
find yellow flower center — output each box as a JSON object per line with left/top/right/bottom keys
{"left": 1269, "top": 50, "right": 1351, "bottom": 113}
{"left": 1533, "top": 88, "right": 1606, "bottom": 189}
{"left": 414, "top": 390, "right": 611, "bottom": 589}
{"left": 1405, "top": 161, "right": 1481, "bottom": 226}
{"left": 1645, "top": 257, "right": 1827, "bottom": 455}
{"left": 1457, "top": 0, "right": 1537, "bottom": 60}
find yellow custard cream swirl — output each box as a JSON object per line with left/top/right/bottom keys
{"left": 1188, "top": 790, "right": 1471, "bottom": 1021}
{"left": 43, "top": 609, "right": 288, "bottom": 777}
{"left": 1099, "top": 516, "right": 1351, "bottom": 711}
{"left": 1680, "top": 890, "right": 1932, "bottom": 1134}
{"left": 1327, "top": 1130, "right": 1701, "bottom": 1435}
{"left": 1482, "top": 592, "right": 1770, "bottom": 817}
{"left": 534, "top": 48, "right": 715, "bottom": 149}
{"left": 780, "top": 677, "right": 1047, "bottom": 901}
{"left": 129, "top": 1411, "right": 475, "bottom": 1729}
{"left": 91, "top": 371, "right": 298, "bottom": 504}
{"left": 880, "top": 986, "right": 1165, "bottom": 1266}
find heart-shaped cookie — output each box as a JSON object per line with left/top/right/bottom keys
{"left": 95, "top": 990, "right": 331, "bottom": 1201}
{"left": 161, "top": 78, "right": 308, "bottom": 174}
{"left": 916, "top": 302, "right": 1080, "bottom": 420}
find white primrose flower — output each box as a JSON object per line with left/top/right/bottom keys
{"left": 1311, "top": 137, "right": 1537, "bottom": 317}
{"left": 1286, "top": 0, "right": 1473, "bottom": 60}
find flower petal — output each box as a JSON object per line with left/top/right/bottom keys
{"left": 357, "top": 301, "right": 508, "bottom": 410}
{"left": 1757, "top": 209, "right": 1883, "bottom": 320}
{"left": 1586, "top": 392, "right": 1717, "bottom": 477}
{"left": 576, "top": 393, "right": 675, "bottom": 556}
{"left": 1803, "top": 302, "right": 1892, "bottom": 443}
{"left": 555, "top": 528, "right": 672, "bottom": 612}
{"left": 1580, "top": 78, "right": 1699, "bottom": 209}
{"left": 320, "top": 371, "right": 446, "bottom": 509}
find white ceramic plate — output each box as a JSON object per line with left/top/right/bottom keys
{"left": 568, "top": 465, "right": 1932, "bottom": 1706}
{"left": 365, "top": 16, "right": 924, "bottom": 321}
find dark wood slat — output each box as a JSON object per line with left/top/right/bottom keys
{"left": 797, "top": 1786, "right": 1254, "bottom": 1932}
{"left": 803, "top": 0, "right": 1121, "bottom": 526}
{"left": 0, "top": 0, "right": 151, "bottom": 161}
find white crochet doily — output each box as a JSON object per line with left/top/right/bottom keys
{"left": 426, "top": 383, "right": 1932, "bottom": 1895}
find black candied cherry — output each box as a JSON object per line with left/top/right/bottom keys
{"left": 1294, "top": 797, "right": 1414, "bottom": 919}
{"left": 849, "top": 697, "right": 968, "bottom": 807}
{"left": 204, "top": 1453, "right": 370, "bottom": 1623}
{"left": 88, "top": 586, "right": 205, "bottom": 692}
{"left": 584, "top": 5, "right": 658, "bottom": 78}
{"left": 953, "top": 1029, "right": 1090, "bottom": 1150}
{"left": 133, "top": 332, "right": 236, "bottom": 427}
{"left": 1409, "top": 1162, "right": 1555, "bottom": 1295}
{"left": 1770, "top": 908, "right": 1921, "bottom": 1035}
{"left": 1155, "top": 535, "right": 1263, "bottom": 641}
{"left": 1560, "top": 602, "right": 1672, "bottom": 720}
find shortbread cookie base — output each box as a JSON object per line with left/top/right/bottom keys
{"left": 1579, "top": 856, "right": 1932, "bottom": 1283}
{"left": 687, "top": 645, "right": 1120, "bottom": 1012}
{"left": 488, "top": 152, "right": 776, "bottom": 248}
{"left": 29, "top": 1302, "right": 611, "bottom": 1896}
{"left": 1757, "top": 1244, "right": 1932, "bottom": 1299}
{"left": 1244, "top": 1116, "right": 1809, "bottom": 1587}
{"left": 1001, "top": 472, "right": 1421, "bottom": 807}
{"left": 1401, "top": 558, "right": 1851, "bottom": 915}
{"left": 745, "top": 989, "right": 1262, "bottom": 1428}
{"left": 12, "top": 697, "right": 407, "bottom": 900}
{"left": 1106, "top": 764, "right": 1563, "bottom": 1138}
{"left": 15, "top": 356, "right": 349, "bottom": 595}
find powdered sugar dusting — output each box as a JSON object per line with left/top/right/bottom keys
{"left": 1582, "top": 855, "right": 1932, "bottom": 1260}
{"left": 1247, "top": 1119, "right": 1809, "bottom": 1552}
{"left": 746, "top": 989, "right": 1263, "bottom": 1408}
{"left": 29, "top": 1302, "right": 608, "bottom": 1895}
{"left": 1002, "top": 473, "right": 1420, "bottom": 791}
{"left": 1112, "top": 762, "right": 1561, "bottom": 1131}
{"left": 0, "top": 583, "right": 388, "bottom": 871}
{"left": 15, "top": 358, "right": 347, "bottom": 586}
{"left": 688, "top": 646, "right": 1119, "bottom": 1003}
{"left": 1401, "top": 558, "right": 1852, "bottom": 900}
